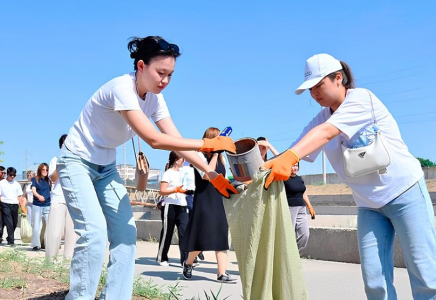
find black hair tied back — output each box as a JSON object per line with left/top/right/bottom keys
{"left": 127, "top": 36, "right": 180, "bottom": 71}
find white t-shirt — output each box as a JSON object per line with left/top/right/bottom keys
{"left": 49, "top": 156, "right": 66, "bottom": 204}
{"left": 0, "top": 179, "right": 22, "bottom": 204}
{"left": 26, "top": 183, "right": 33, "bottom": 204}
{"left": 160, "top": 169, "right": 187, "bottom": 206}
{"left": 290, "top": 88, "right": 423, "bottom": 209}
{"left": 65, "top": 72, "right": 171, "bottom": 165}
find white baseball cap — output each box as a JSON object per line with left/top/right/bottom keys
{"left": 295, "top": 53, "right": 342, "bottom": 95}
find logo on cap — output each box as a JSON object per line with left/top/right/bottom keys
{"left": 304, "top": 71, "right": 312, "bottom": 78}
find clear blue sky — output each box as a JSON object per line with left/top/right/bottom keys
{"left": 1, "top": 1, "right": 436, "bottom": 179}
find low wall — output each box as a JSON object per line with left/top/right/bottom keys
{"left": 302, "top": 166, "right": 436, "bottom": 185}
{"left": 302, "top": 227, "right": 405, "bottom": 268}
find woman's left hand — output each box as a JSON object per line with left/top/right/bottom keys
{"left": 307, "top": 205, "right": 316, "bottom": 220}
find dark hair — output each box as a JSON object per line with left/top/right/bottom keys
{"left": 0, "top": 166, "right": 4, "bottom": 171}
{"left": 327, "top": 61, "right": 355, "bottom": 89}
{"left": 257, "top": 137, "right": 268, "bottom": 161}
{"left": 166, "top": 151, "right": 182, "bottom": 171}
{"left": 7, "top": 167, "right": 16, "bottom": 175}
{"left": 59, "top": 134, "right": 67, "bottom": 149}
{"left": 127, "top": 36, "right": 181, "bottom": 71}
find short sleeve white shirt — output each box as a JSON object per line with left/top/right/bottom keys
{"left": 49, "top": 156, "right": 65, "bottom": 204}
{"left": 65, "top": 73, "right": 170, "bottom": 165}
{"left": 0, "top": 179, "right": 22, "bottom": 204}
{"left": 180, "top": 166, "right": 195, "bottom": 191}
{"left": 161, "top": 169, "right": 187, "bottom": 206}
{"left": 290, "top": 88, "right": 423, "bottom": 208}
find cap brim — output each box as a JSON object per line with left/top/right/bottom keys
{"left": 295, "top": 77, "right": 324, "bottom": 95}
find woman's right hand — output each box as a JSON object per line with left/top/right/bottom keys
{"left": 174, "top": 185, "right": 187, "bottom": 194}
{"left": 199, "top": 136, "right": 236, "bottom": 154}
{"left": 209, "top": 174, "right": 238, "bottom": 198}
{"left": 38, "top": 195, "right": 45, "bottom": 202}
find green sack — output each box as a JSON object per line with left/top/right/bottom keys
{"left": 20, "top": 215, "right": 32, "bottom": 244}
{"left": 223, "top": 170, "right": 308, "bottom": 300}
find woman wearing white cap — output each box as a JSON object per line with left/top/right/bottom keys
{"left": 263, "top": 53, "right": 436, "bottom": 299}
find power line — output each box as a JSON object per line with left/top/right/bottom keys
{"left": 360, "top": 72, "right": 425, "bottom": 86}
{"left": 384, "top": 96, "right": 431, "bottom": 104}
{"left": 376, "top": 87, "right": 425, "bottom": 97}
{"left": 356, "top": 66, "right": 422, "bottom": 81}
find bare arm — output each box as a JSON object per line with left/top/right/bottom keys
{"left": 50, "top": 170, "right": 58, "bottom": 183}
{"left": 119, "top": 110, "right": 203, "bottom": 151}
{"left": 303, "top": 191, "right": 316, "bottom": 219}
{"left": 32, "top": 186, "right": 44, "bottom": 202}
{"left": 159, "top": 181, "right": 178, "bottom": 196}
{"left": 155, "top": 117, "right": 219, "bottom": 180}
{"left": 291, "top": 122, "right": 341, "bottom": 159}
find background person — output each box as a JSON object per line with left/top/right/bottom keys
{"left": 182, "top": 127, "right": 237, "bottom": 284}
{"left": 283, "top": 162, "right": 315, "bottom": 255}
{"left": 264, "top": 53, "right": 436, "bottom": 299}
{"left": 46, "top": 134, "right": 77, "bottom": 260}
{"left": 0, "top": 166, "right": 5, "bottom": 243}
{"left": 22, "top": 171, "right": 35, "bottom": 227}
{"left": 156, "top": 151, "right": 189, "bottom": 266}
{"left": 256, "top": 136, "right": 279, "bottom": 161}
{"left": 0, "top": 167, "right": 22, "bottom": 246}
{"left": 31, "top": 163, "right": 51, "bottom": 251}
{"left": 57, "top": 36, "right": 237, "bottom": 300}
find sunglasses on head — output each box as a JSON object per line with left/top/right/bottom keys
{"left": 8, "top": 174, "right": 16, "bottom": 177}
{"left": 157, "top": 39, "right": 180, "bottom": 55}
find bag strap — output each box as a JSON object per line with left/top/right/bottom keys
{"left": 138, "top": 136, "right": 142, "bottom": 153}
{"left": 132, "top": 138, "right": 137, "bottom": 158}
{"left": 367, "top": 89, "right": 377, "bottom": 125}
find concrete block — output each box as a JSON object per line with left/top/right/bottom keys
{"left": 302, "top": 227, "right": 405, "bottom": 268}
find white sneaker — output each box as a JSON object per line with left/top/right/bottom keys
{"left": 159, "top": 261, "right": 169, "bottom": 266}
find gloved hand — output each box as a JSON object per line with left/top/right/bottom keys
{"left": 174, "top": 185, "right": 187, "bottom": 194}
{"left": 307, "top": 205, "right": 316, "bottom": 220}
{"left": 199, "top": 136, "right": 236, "bottom": 154}
{"left": 210, "top": 174, "right": 239, "bottom": 198}
{"left": 263, "top": 149, "right": 300, "bottom": 190}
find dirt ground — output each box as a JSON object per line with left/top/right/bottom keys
{"left": 306, "top": 178, "right": 436, "bottom": 195}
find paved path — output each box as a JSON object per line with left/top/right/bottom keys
{"left": 2, "top": 230, "right": 414, "bottom": 299}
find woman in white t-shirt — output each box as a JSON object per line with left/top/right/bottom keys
{"left": 264, "top": 54, "right": 436, "bottom": 299}
{"left": 22, "top": 170, "right": 35, "bottom": 226}
{"left": 156, "top": 151, "right": 191, "bottom": 266}
{"left": 56, "top": 36, "right": 237, "bottom": 300}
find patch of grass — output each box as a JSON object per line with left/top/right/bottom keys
{"left": 0, "top": 276, "right": 27, "bottom": 289}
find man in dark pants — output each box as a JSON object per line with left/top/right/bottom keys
{"left": 0, "top": 167, "right": 22, "bottom": 245}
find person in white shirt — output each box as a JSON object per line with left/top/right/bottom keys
{"left": 56, "top": 36, "right": 237, "bottom": 300}
{"left": 22, "top": 170, "right": 35, "bottom": 227}
{"left": 46, "top": 134, "right": 77, "bottom": 260}
{"left": 0, "top": 165, "right": 5, "bottom": 243}
{"left": 264, "top": 53, "right": 436, "bottom": 299}
{"left": 156, "top": 151, "right": 190, "bottom": 266}
{"left": 0, "top": 167, "right": 23, "bottom": 245}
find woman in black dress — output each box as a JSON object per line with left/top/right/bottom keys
{"left": 182, "top": 127, "right": 237, "bottom": 283}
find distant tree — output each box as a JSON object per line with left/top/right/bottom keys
{"left": 0, "top": 141, "right": 4, "bottom": 163}
{"left": 417, "top": 157, "right": 436, "bottom": 167}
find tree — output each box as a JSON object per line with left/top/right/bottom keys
{"left": 417, "top": 157, "right": 436, "bottom": 167}
{"left": 0, "top": 141, "right": 4, "bottom": 163}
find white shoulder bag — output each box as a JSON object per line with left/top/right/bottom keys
{"left": 341, "top": 90, "right": 391, "bottom": 177}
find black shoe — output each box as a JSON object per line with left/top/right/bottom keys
{"left": 198, "top": 252, "right": 205, "bottom": 260}
{"left": 32, "top": 247, "right": 41, "bottom": 251}
{"left": 192, "top": 257, "right": 200, "bottom": 267}
{"left": 217, "top": 272, "right": 237, "bottom": 284}
{"left": 182, "top": 261, "right": 193, "bottom": 280}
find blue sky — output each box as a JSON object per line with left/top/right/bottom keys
{"left": 1, "top": 1, "right": 436, "bottom": 179}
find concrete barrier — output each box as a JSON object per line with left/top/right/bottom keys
{"left": 302, "top": 227, "right": 406, "bottom": 268}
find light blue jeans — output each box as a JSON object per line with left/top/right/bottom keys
{"left": 57, "top": 146, "right": 137, "bottom": 300}
{"left": 30, "top": 205, "right": 50, "bottom": 248}
{"left": 357, "top": 177, "right": 436, "bottom": 300}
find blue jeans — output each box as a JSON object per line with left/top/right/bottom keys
{"left": 357, "top": 177, "right": 436, "bottom": 300}
{"left": 31, "top": 205, "right": 50, "bottom": 248}
{"left": 57, "top": 146, "right": 137, "bottom": 300}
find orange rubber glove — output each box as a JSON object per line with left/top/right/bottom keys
{"left": 199, "top": 136, "right": 236, "bottom": 154}
{"left": 263, "top": 149, "right": 300, "bottom": 190}
{"left": 307, "top": 205, "right": 316, "bottom": 220}
{"left": 210, "top": 174, "right": 239, "bottom": 198}
{"left": 174, "top": 185, "right": 187, "bottom": 194}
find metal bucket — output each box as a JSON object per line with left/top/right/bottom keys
{"left": 226, "top": 138, "right": 264, "bottom": 182}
